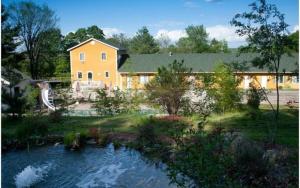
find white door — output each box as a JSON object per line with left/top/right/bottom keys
{"left": 261, "top": 76, "right": 267, "bottom": 88}
{"left": 127, "top": 77, "right": 132, "bottom": 89}
{"left": 244, "top": 76, "right": 251, "bottom": 89}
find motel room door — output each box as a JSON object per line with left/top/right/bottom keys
{"left": 127, "top": 76, "right": 132, "bottom": 89}
{"left": 261, "top": 76, "right": 268, "bottom": 88}
{"left": 244, "top": 76, "right": 251, "bottom": 89}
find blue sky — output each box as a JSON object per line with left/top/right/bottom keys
{"left": 3, "top": 0, "right": 299, "bottom": 47}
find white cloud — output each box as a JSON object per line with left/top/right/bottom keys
{"left": 102, "top": 28, "right": 122, "bottom": 38}
{"left": 292, "top": 25, "right": 299, "bottom": 33}
{"left": 155, "top": 29, "right": 187, "bottom": 43}
{"left": 206, "top": 25, "right": 246, "bottom": 44}
{"left": 154, "top": 25, "right": 247, "bottom": 47}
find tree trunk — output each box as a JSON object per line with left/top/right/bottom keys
{"left": 275, "top": 73, "right": 279, "bottom": 120}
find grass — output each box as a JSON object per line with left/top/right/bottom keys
{"left": 2, "top": 105, "right": 298, "bottom": 148}
{"left": 204, "top": 105, "right": 299, "bottom": 148}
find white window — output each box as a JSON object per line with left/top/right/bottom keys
{"left": 79, "top": 53, "right": 85, "bottom": 61}
{"left": 105, "top": 71, "right": 109, "bottom": 78}
{"left": 139, "top": 75, "right": 149, "bottom": 84}
{"left": 292, "top": 75, "right": 299, "bottom": 83}
{"left": 88, "top": 72, "right": 93, "bottom": 80}
{"left": 101, "top": 52, "right": 107, "bottom": 60}
{"left": 77, "top": 72, "right": 82, "bottom": 79}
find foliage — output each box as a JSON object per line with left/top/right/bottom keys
{"left": 38, "top": 28, "right": 64, "bottom": 77}
{"left": 137, "top": 123, "right": 157, "bottom": 147}
{"left": 145, "top": 60, "right": 192, "bottom": 115}
{"left": 23, "top": 85, "right": 40, "bottom": 113}
{"left": 168, "top": 123, "right": 238, "bottom": 187}
{"left": 156, "top": 33, "right": 172, "bottom": 53}
{"left": 176, "top": 25, "right": 209, "bottom": 53}
{"left": 16, "top": 116, "right": 48, "bottom": 143}
{"left": 63, "top": 132, "right": 76, "bottom": 147}
{"left": 49, "top": 109, "right": 64, "bottom": 123}
{"left": 1, "top": 5, "right": 22, "bottom": 69}
{"left": 231, "top": 0, "right": 289, "bottom": 120}
{"left": 63, "top": 131, "right": 87, "bottom": 148}
{"left": 93, "top": 88, "right": 126, "bottom": 115}
{"left": 130, "top": 26, "right": 159, "bottom": 54}
{"left": 287, "top": 30, "right": 299, "bottom": 52}
{"left": 106, "top": 33, "right": 131, "bottom": 50}
{"left": 1, "top": 89, "right": 26, "bottom": 118}
{"left": 202, "top": 63, "right": 241, "bottom": 113}
{"left": 246, "top": 82, "right": 267, "bottom": 109}
{"left": 209, "top": 38, "right": 229, "bottom": 53}
{"left": 63, "top": 25, "right": 105, "bottom": 50}
{"left": 9, "top": 1, "right": 58, "bottom": 79}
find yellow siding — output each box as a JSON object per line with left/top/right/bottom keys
{"left": 120, "top": 73, "right": 299, "bottom": 90}
{"left": 70, "top": 40, "right": 118, "bottom": 87}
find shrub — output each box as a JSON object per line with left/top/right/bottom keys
{"left": 202, "top": 63, "right": 241, "bottom": 113}
{"left": 137, "top": 124, "right": 157, "bottom": 147}
{"left": 98, "top": 133, "right": 110, "bottom": 147}
{"left": 64, "top": 131, "right": 87, "bottom": 149}
{"left": 63, "top": 132, "right": 76, "bottom": 147}
{"left": 16, "top": 117, "right": 48, "bottom": 141}
{"left": 49, "top": 109, "right": 64, "bottom": 123}
{"left": 168, "top": 126, "right": 237, "bottom": 187}
{"left": 93, "top": 88, "right": 126, "bottom": 116}
{"left": 113, "top": 140, "right": 122, "bottom": 150}
{"left": 246, "top": 83, "right": 266, "bottom": 109}
{"left": 145, "top": 60, "right": 193, "bottom": 115}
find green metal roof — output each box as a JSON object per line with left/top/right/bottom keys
{"left": 118, "top": 53, "right": 299, "bottom": 73}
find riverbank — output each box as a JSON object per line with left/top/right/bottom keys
{"left": 2, "top": 105, "right": 298, "bottom": 149}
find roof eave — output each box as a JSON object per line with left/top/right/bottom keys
{"left": 67, "top": 38, "right": 119, "bottom": 51}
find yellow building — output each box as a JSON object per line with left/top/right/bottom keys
{"left": 68, "top": 38, "right": 299, "bottom": 97}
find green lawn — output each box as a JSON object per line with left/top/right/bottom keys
{"left": 2, "top": 105, "right": 299, "bottom": 148}
{"left": 204, "top": 105, "right": 299, "bottom": 148}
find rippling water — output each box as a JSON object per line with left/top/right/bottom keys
{"left": 2, "top": 144, "right": 177, "bottom": 188}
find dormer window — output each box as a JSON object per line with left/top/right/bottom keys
{"left": 79, "top": 53, "right": 85, "bottom": 61}
{"left": 101, "top": 52, "right": 107, "bottom": 61}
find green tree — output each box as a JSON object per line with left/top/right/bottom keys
{"left": 38, "top": 28, "right": 64, "bottom": 77}
{"left": 231, "top": 0, "right": 289, "bottom": 120}
{"left": 63, "top": 25, "right": 105, "bottom": 50}
{"left": 1, "top": 5, "right": 23, "bottom": 69}
{"left": 9, "top": 1, "right": 58, "bottom": 79}
{"left": 288, "top": 30, "right": 299, "bottom": 52}
{"left": 202, "top": 63, "right": 241, "bottom": 113}
{"left": 130, "top": 26, "right": 159, "bottom": 54}
{"left": 209, "top": 38, "right": 229, "bottom": 53}
{"left": 145, "top": 60, "right": 192, "bottom": 115}
{"left": 177, "top": 25, "right": 209, "bottom": 53}
{"left": 156, "top": 33, "right": 171, "bottom": 53}
{"left": 106, "top": 33, "right": 131, "bottom": 50}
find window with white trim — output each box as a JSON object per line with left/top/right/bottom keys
{"left": 77, "top": 72, "right": 82, "bottom": 79}
{"left": 79, "top": 53, "right": 85, "bottom": 61}
{"left": 101, "top": 52, "right": 107, "bottom": 61}
{"left": 292, "top": 75, "right": 299, "bottom": 83}
{"left": 105, "top": 71, "right": 109, "bottom": 78}
{"left": 139, "top": 75, "right": 149, "bottom": 84}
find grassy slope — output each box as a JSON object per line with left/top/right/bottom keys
{"left": 2, "top": 105, "right": 298, "bottom": 148}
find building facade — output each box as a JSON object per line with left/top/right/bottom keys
{"left": 68, "top": 38, "right": 299, "bottom": 98}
